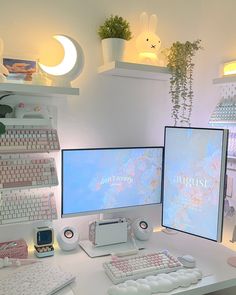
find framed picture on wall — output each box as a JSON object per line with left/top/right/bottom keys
{"left": 3, "top": 57, "right": 36, "bottom": 82}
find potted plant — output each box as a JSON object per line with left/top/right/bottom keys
{"left": 166, "top": 39, "right": 202, "bottom": 126}
{"left": 98, "top": 15, "right": 132, "bottom": 64}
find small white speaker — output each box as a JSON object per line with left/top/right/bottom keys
{"left": 132, "top": 218, "right": 153, "bottom": 241}
{"left": 57, "top": 226, "right": 79, "bottom": 251}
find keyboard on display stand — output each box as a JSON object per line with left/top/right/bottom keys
{"left": 0, "top": 191, "right": 58, "bottom": 225}
{"left": 0, "top": 119, "right": 60, "bottom": 153}
{"left": 0, "top": 155, "right": 58, "bottom": 190}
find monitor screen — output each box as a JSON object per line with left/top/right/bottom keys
{"left": 162, "top": 127, "right": 228, "bottom": 242}
{"left": 62, "top": 147, "right": 163, "bottom": 217}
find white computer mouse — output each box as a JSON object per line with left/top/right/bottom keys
{"left": 178, "top": 255, "right": 196, "bottom": 268}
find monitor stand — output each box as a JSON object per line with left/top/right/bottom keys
{"left": 79, "top": 239, "right": 147, "bottom": 258}
{"left": 162, "top": 227, "right": 178, "bottom": 235}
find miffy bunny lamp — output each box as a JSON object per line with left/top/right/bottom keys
{"left": 136, "top": 12, "right": 161, "bottom": 64}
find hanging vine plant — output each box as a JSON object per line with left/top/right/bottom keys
{"left": 166, "top": 39, "right": 202, "bottom": 126}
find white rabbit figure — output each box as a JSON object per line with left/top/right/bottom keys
{"left": 136, "top": 12, "right": 161, "bottom": 65}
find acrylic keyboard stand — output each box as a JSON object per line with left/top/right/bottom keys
{"left": 0, "top": 118, "right": 60, "bottom": 153}
{"left": 0, "top": 117, "right": 59, "bottom": 225}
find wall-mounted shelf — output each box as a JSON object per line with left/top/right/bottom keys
{"left": 0, "top": 118, "right": 52, "bottom": 127}
{"left": 209, "top": 120, "right": 236, "bottom": 125}
{"left": 228, "top": 155, "right": 236, "bottom": 160}
{"left": 98, "top": 61, "right": 170, "bottom": 81}
{"left": 213, "top": 76, "right": 236, "bottom": 84}
{"left": 0, "top": 82, "right": 80, "bottom": 97}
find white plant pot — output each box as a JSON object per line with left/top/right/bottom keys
{"left": 102, "top": 38, "right": 126, "bottom": 64}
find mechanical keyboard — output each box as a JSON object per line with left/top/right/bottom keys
{"left": 0, "top": 261, "right": 75, "bottom": 295}
{"left": 0, "top": 191, "right": 57, "bottom": 225}
{"left": 103, "top": 250, "right": 183, "bottom": 284}
{"left": 108, "top": 268, "right": 203, "bottom": 294}
{"left": 0, "top": 156, "right": 58, "bottom": 190}
{"left": 0, "top": 126, "right": 60, "bottom": 153}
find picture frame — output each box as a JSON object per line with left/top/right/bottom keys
{"left": 3, "top": 57, "right": 36, "bottom": 82}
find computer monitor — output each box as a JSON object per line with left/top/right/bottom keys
{"left": 61, "top": 146, "right": 163, "bottom": 217}
{"left": 162, "top": 126, "right": 228, "bottom": 242}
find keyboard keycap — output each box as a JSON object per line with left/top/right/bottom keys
{"left": 3, "top": 181, "right": 32, "bottom": 188}
{"left": 2, "top": 217, "right": 30, "bottom": 224}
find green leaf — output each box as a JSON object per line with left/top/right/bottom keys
{"left": 0, "top": 105, "right": 13, "bottom": 118}
{"left": 166, "top": 39, "right": 202, "bottom": 126}
{"left": 98, "top": 15, "right": 132, "bottom": 40}
{"left": 0, "top": 122, "right": 6, "bottom": 135}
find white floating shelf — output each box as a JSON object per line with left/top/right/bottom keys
{"left": 0, "top": 82, "right": 79, "bottom": 97}
{"left": 98, "top": 61, "right": 170, "bottom": 81}
{"left": 213, "top": 75, "right": 236, "bottom": 84}
{"left": 0, "top": 118, "right": 52, "bottom": 127}
{"left": 228, "top": 156, "right": 236, "bottom": 160}
{"left": 209, "top": 120, "right": 236, "bottom": 124}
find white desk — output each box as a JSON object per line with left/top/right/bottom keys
{"left": 2, "top": 231, "right": 236, "bottom": 295}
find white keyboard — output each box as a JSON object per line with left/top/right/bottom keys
{"left": 0, "top": 156, "right": 58, "bottom": 190}
{"left": 0, "top": 191, "right": 57, "bottom": 225}
{"left": 103, "top": 250, "right": 183, "bottom": 284}
{"left": 108, "top": 268, "right": 203, "bottom": 294}
{"left": 0, "top": 261, "right": 75, "bottom": 295}
{"left": 0, "top": 126, "right": 60, "bottom": 153}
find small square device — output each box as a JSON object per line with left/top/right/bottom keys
{"left": 34, "top": 227, "right": 54, "bottom": 258}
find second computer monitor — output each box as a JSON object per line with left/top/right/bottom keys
{"left": 162, "top": 126, "right": 228, "bottom": 242}
{"left": 62, "top": 146, "right": 163, "bottom": 217}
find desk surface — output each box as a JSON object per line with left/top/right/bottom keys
{"left": 2, "top": 231, "right": 236, "bottom": 295}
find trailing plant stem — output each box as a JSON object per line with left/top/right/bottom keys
{"left": 167, "top": 40, "right": 202, "bottom": 127}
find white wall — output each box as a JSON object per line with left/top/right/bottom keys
{"left": 0, "top": 0, "right": 174, "bottom": 243}
{"left": 0, "top": 0, "right": 236, "bottom": 292}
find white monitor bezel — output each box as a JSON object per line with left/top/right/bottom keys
{"left": 61, "top": 146, "right": 163, "bottom": 218}
{"left": 162, "top": 126, "right": 228, "bottom": 242}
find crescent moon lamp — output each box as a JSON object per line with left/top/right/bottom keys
{"left": 38, "top": 35, "right": 84, "bottom": 87}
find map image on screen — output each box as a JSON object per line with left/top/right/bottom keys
{"left": 62, "top": 147, "right": 163, "bottom": 215}
{"left": 162, "top": 127, "right": 227, "bottom": 241}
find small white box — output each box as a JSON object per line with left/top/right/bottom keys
{"left": 89, "top": 218, "right": 128, "bottom": 247}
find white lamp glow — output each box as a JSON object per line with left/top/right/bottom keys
{"left": 38, "top": 35, "right": 84, "bottom": 87}
{"left": 136, "top": 12, "right": 161, "bottom": 65}
{"left": 223, "top": 61, "right": 236, "bottom": 76}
